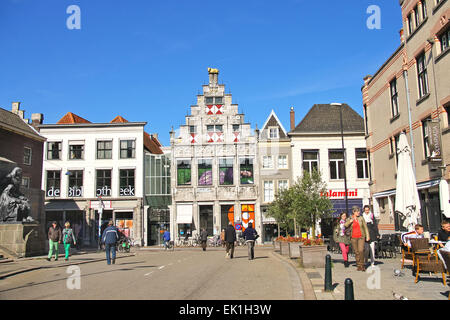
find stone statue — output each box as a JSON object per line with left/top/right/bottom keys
{"left": 0, "top": 167, "right": 33, "bottom": 222}
{"left": 208, "top": 68, "right": 219, "bottom": 74}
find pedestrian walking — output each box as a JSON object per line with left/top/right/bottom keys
{"left": 345, "top": 206, "right": 370, "bottom": 271}
{"left": 362, "top": 205, "right": 380, "bottom": 267}
{"left": 333, "top": 212, "right": 351, "bottom": 268}
{"left": 243, "top": 223, "right": 259, "bottom": 260}
{"left": 220, "top": 228, "right": 226, "bottom": 248}
{"left": 101, "top": 220, "right": 119, "bottom": 265}
{"left": 62, "top": 222, "right": 77, "bottom": 261}
{"left": 163, "top": 229, "right": 171, "bottom": 250}
{"left": 225, "top": 222, "right": 236, "bottom": 259}
{"left": 200, "top": 228, "right": 208, "bottom": 251}
{"left": 47, "top": 221, "right": 62, "bottom": 261}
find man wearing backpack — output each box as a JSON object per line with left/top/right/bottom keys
{"left": 243, "top": 222, "right": 259, "bottom": 260}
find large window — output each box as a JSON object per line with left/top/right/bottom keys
{"left": 278, "top": 180, "right": 288, "bottom": 192}
{"left": 69, "top": 144, "right": 84, "bottom": 160}
{"left": 264, "top": 181, "right": 274, "bottom": 202}
{"left": 262, "top": 155, "right": 273, "bottom": 169}
{"left": 97, "top": 140, "right": 112, "bottom": 159}
{"left": 96, "top": 169, "right": 112, "bottom": 197}
{"left": 329, "top": 150, "right": 345, "bottom": 180}
{"left": 302, "top": 150, "right": 319, "bottom": 174}
{"left": 439, "top": 26, "right": 450, "bottom": 53}
{"left": 278, "top": 155, "right": 288, "bottom": 169}
{"left": 120, "top": 140, "right": 136, "bottom": 159}
{"left": 417, "top": 53, "right": 429, "bottom": 98}
{"left": 23, "top": 147, "right": 32, "bottom": 165}
{"left": 205, "top": 96, "right": 223, "bottom": 105}
{"left": 219, "top": 158, "right": 233, "bottom": 185}
{"left": 177, "top": 160, "right": 191, "bottom": 186}
{"left": 206, "top": 125, "right": 223, "bottom": 132}
{"left": 46, "top": 170, "right": 61, "bottom": 197}
{"left": 198, "top": 159, "right": 212, "bottom": 186}
{"left": 240, "top": 158, "right": 254, "bottom": 185}
{"left": 390, "top": 78, "right": 399, "bottom": 118}
{"left": 408, "top": 13, "right": 413, "bottom": 35}
{"left": 356, "top": 149, "right": 369, "bottom": 179}
{"left": 119, "top": 169, "right": 135, "bottom": 196}
{"left": 413, "top": 5, "right": 420, "bottom": 28}
{"left": 68, "top": 170, "right": 83, "bottom": 197}
{"left": 47, "top": 142, "right": 61, "bottom": 160}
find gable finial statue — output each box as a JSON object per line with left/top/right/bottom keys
{"left": 0, "top": 167, "right": 34, "bottom": 223}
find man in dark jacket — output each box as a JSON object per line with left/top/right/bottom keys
{"left": 200, "top": 228, "right": 208, "bottom": 251}
{"left": 47, "top": 221, "right": 62, "bottom": 261}
{"left": 243, "top": 223, "right": 258, "bottom": 260}
{"left": 225, "top": 222, "right": 236, "bottom": 259}
{"left": 102, "top": 220, "right": 119, "bottom": 265}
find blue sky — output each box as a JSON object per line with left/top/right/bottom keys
{"left": 0, "top": 0, "right": 403, "bottom": 145}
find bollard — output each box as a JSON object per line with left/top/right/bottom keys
{"left": 344, "top": 278, "right": 354, "bottom": 300}
{"left": 324, "top": 254, "right": 332, "bottom": 292}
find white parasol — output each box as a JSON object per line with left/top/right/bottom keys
{"left": 395, "top": 132, "right": 421, "bottom": 231}
{"left": 439, "top": 177, "right": 450, "bottom": 218}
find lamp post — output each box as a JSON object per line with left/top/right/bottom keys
{"left": 331, "top": 103, "right": 349, "bottom": 216}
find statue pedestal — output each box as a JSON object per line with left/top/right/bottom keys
{"left": 0, "top": 223, "right": 46, "bottom": 258}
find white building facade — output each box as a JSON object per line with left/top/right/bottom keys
{"left": 39, "top": 114, "right": 146, "bottom": 246}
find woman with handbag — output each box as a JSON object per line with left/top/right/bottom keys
{"left": 345, "top": 206, "right": 370, "bottom": 271}
{"left": 62, "top": 222, "right": 77, "bottom": 261}
{"left": 334, "top": 212, "right": 351, "bottom": 268}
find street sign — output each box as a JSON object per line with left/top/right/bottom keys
{"left": 235, "top": 223, "right": 242, "bottom": 231}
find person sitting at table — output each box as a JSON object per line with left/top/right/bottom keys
{"left": 401, "top": 224, "right": 424, "bottom": 248}
{"left": 437, "top": 220, "right": 450, "bottom": 246}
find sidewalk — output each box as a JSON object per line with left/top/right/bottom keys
{"left": 290, "top": 251, "right": 449, "bottom": 300}
{"left": 0, "top": 248, "right": 135, "bottom": 279}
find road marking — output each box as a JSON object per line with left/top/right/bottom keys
{"left": 158, "top": 266, "right": 165, "bottom": 270}
{"left": 144, "top": 271, "right": 153, "bottom": 276}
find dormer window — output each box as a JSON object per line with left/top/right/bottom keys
{"left": 269, "top": 127, "right": 279, "bottom": 139}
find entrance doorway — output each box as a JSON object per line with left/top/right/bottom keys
{"left": 221, "top": 205, "right": 234, "bottom": 230}
{"left": 199, "top": 205, "right": 213, "bottom": 236}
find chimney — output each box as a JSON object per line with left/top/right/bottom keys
{"left": 399, "top": 28, "right": 405, "bottom": 44}
{"left": 11, "top": 101, "right": 28, "bottom": 122}
{"left": 208, "top": 68, "right": 219, "bottom": 86}
{"left": 290, "top": 106, "right": 295, "bottom": 131}
{"left": 31, "top": 113, "right": 44, "bottom": 130}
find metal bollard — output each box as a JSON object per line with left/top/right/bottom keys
{"left": 324, "top": 254, "right": 332, "bottom": 292}
{"left": 344, "top": 278, "right": 354, "bottom": 300}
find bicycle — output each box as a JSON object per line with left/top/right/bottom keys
{"left": 118, "top": 237, "right": 131, "bottom": 253}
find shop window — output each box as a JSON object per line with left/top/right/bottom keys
{"left": 46, "top": 170, "right": 61, "bottom": 197}
{"left": 198, "top": 159, "right": 212, "bottom": 186}
{"left": 119, "top": 169, "right": 135, "bottom": 196}
{"left": 97, "top": 140, "right": 112, "bottom": 159}
{"left": 177, "top": 160, "right": 191, "bottom": 186}
{"left": 239, "top": 158, "right": 254, "bottom": 185}
{"left": 96, "top": 169, "right": 112, "bottom": 197}
{"left": 68, "top": 170, "right": 83, "bottom": 197}
{"left": 241, "top": 204, "right": 255, "bottom": 231}
{"left": 219, "top": 158, "right": 233, "bottom": 185}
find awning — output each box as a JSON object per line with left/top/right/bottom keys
{"left": 45, "top": 200, "right": 83, "bottom": 211}
{"left": 372, "top": 179, "right": 440, "bottom": 199}
{"left": 176, "top": 204, "right": 193, "bottom": 224}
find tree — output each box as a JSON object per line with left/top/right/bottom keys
{"left": 267, "top": 169, "right": 332, "bottom": 239}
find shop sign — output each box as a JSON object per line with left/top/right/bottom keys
{"left": 120, "top": 185, "right": 135, "bottom": 196}
{"left": 320, "top": 189, "right": 359, "bottom": 199}
{"left": 47, "top": 187, "right": 60, "bottom": 197}
{"left": 96, "top": 186, "right": 112, "bottom": 197}
{"left": 427, "top": 120, "right": 442, "bottom": 163}
{"left": 68, "top": 186, "right": 83, "bottom": 197}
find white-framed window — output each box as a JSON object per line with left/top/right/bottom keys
{"left": 302, "top": 150, "right": 319, "bottom": 174}
{"left": 278, "top": 155, "right": 288, "bottom": 169}
{"left": 417, "top": 52, "right": 429, "bottom": 98}
{"left": 47, "top": 141, "right": 62, "bottom": 160}
{"left": 390, "top": 78, "right": 399, "bottom": 118}
{"left": 23, "top": 147, "right": 32, "bottom": 165}
{"left": 269, "top": 127, "right": 279, "bottom": 139}
{"left": 264, "top": 180, "right": 274, "bottom": 202}
{"left": 278, "top": 180, "right": 288, "bottom": 192}
{"left": 356, "top": 149, "right": 369, "bottom": 179}
{"left": 120, "top": 140, "right": 136, "bottom": 159}
{"left": 329, "top": 149, "right": 345, "bottom": 180}
{"left": 21, "top": 177, "right": 30, "bottom": 189}
{"left": 262, "top": 155, "right": 273, "bottom": 169}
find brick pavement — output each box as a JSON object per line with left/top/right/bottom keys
{"left": 299, "top": 252, "right": 449, "bottom": 300}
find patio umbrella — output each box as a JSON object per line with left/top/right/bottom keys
{"left": 395, "top": 132, "right": 421, "bottom": 231}
{"left": 439, "top": 177, "right": 450, "bottom": 218}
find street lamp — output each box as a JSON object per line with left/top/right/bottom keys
{"left": 331, "top": 103, "right": 349, "bottom": 216}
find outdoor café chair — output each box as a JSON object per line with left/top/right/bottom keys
{"left": 401, "top": 238, "right": 418, "bottom": 269}
{"left": 414, "top": 248, "right": 447, "bottom": 286}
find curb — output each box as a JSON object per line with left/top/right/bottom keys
{"left": 0, "top": 253, "right": 136, "bottom": 279}
{"left": 271, "top": 250, "right": 317, "bottom": 300}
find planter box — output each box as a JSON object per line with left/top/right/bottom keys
{"left": 288, "top": 242, "right": 301, "bottom": 258}
{"left": 299, "top": 245, "right": 328, "bottom": 268}
{"left": 280, "top": 241, "right": 289, "bottom": 256}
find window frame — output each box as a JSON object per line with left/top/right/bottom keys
{"left": 329, "top": 149, "right": 345, "bottom": 180}
{"left": 69, "top": 144, "right": 84, "bottom": 160}
{"left": 47, "top": 141, "right": 62, "bottom": 160}
{"left": 278, "top": 155, "right": 288, "bottom": 169}
{"left": 390, "top": 78, "right": 399, "bottom": 118}
{"left": 262, "top": 155, "right": 274, "bottom": 169}
{"left": 198, "top": 158, "right": 213, "bottom": 186}
{"left": 46, "top": 170, "right": 61, "bottom": 197}
{"left": 96, "top": 169, "right": 112, "bottom": 197}
{"left": 302, "top": 150, "right": 319, "bottom": 174}
{"left": 68, "top": 170, "right": 84, "bottom": 197}
{"left": 177, "top": 159, "right": 192, "bottom": 186}
{"left": 97, "top": 140, "right": 113, "bottom": 159}
{"left": 219, "top": 158, "right": 234, "bottom": 186}
{"left": 356, "top": 148, "right": 369, "bottom": 179}
{"left": 23, "top": 147, "right": 32, "bottom": 165}
{"left": 120, "top": 139, "right": 136, "bottom": 159}
{"left": 263, "top": 180, "right": 274, "bottom": 203}
{"left": 417, "top": 52, "right": 429, "bottom": 98}
{"left": 119, "top": 169, "right": 135, "bottom": 196}
{"left": 239, "top": 157, "right": 254, "bottom": 185}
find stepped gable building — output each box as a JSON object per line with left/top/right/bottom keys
{"left": 362, "top": 0, "right": 450, "bottom": 233}
{"left": 39, "top": 112, "right": 163, "bottom": 246}
{"left": 0, "top": 102, "right": 45, "bottom": 221}
{"left": 257, "top": 109, "right": 292, "bottom": 242}
{"left": 170, "top": 68, "right": 260, "bottom": 241}
{"left": 289, "top": 103, "right": 370, "bottom": 237}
